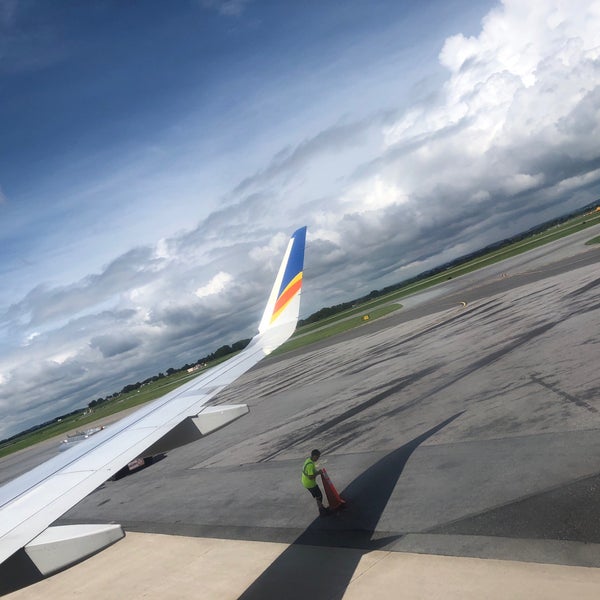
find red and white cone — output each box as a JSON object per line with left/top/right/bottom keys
{"left": 321, "top": 468, "right": 346, "bottom": 510}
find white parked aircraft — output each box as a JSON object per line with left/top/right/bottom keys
{"left": 58, "top": 426, "right": 105, "bottom": 451}
{"left": 0, "top": 226, "right": 307, "bottom": 577}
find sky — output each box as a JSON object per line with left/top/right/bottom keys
{"left": 1, "top": 0, "right": 599, "bottom": 439}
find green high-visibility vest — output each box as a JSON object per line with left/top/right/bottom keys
{"left": 301, "top": 457, "right": 317, "bottom": 489}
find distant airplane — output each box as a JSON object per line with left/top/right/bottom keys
{"left": 0, "top": 226, "right": 307, "bottom": 578}
{"left": 58, "top": 426, "right": 105, "bottom": 451}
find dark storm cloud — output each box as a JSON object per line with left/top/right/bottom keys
{"left": 89, "top": 334, "right": 142, "bottom": 359}
{"left": 2, "top": 247, "right": 161, "bottom": 328}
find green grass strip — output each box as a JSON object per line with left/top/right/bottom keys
{"left": 272, "top": 303, "right": 401, "bottom": 355}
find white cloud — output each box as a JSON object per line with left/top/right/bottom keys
{"left": 341, "top": 176, "right": 409, "bottom": 213}
{"left": 24, "top": 331, "right": 40, "bottom": 345}
{"left": 195, "top": 271, "right": 233, "bottom": 299}
{"left": 154, "top": 238, "right": 173, "bottom": 261}
{"left": 379, "top": 0, "right": 600, "bottom": 212}
{"left": 49, "top": 350, "right": 76, "bottom": 365}
{"left": 501, "top": 173, "right": 546, "bottom": 195}
{"left": 248, "top": 233, "right": 289, "bottom": 267}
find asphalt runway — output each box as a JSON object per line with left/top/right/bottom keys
{"left": 2, "top": 225, "right": 600, "bottom": 597}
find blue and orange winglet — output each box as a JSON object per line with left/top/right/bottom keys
{"left": 271, "top": 227, "right": 306, "bottom": 323}
{"left": 258, "top": 226, "right": 306, "bottom": 333}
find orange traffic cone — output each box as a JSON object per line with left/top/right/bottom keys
{"left": 321, "top": 468, "right": 346, "bottom": 510}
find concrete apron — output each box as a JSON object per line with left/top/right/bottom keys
{"left": 5, "top": 532, "right": 600, "bottom": 599}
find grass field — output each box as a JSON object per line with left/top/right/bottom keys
{"left": 272, "top": 303, "right": 402, "bottom": 355}
{"left": 0, "top": 371, "right": 199, "bottom": 458}
{"left": 0, "top": 353, "right": 242, "bottom": 459}
{"left": 2, "top": 209, "right": 599, "bottom": 458}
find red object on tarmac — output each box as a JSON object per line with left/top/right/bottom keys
{"left": 321, "top": 468, "right": 346, "bottom": 510}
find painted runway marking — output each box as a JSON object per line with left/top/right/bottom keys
{"left": 531, "top": 374, "right": 598, "bottom": 413}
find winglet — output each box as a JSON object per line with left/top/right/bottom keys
{"left": 258, "top": 226, "right": 306, "bottom": 334}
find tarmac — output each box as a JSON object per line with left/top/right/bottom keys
{"left": 6, "top": 533, "right": 600, "bottom": 599}
{"left": 2, "top": 224, "right": 600, "bottom": 598}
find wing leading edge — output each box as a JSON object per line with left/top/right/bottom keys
{"left": 0, "top": 226, "right": 307, "bottom": 575}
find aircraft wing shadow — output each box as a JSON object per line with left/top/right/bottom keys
{"left": 238, "top": 411, "right": 463, "bottom": 600}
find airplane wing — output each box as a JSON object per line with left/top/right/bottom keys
{"left": 0, "top": 226, "right": 307, "bottom": 577}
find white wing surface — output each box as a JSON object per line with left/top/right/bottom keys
{"left": 0, "top": 226, "right": 307, "bottom": 575}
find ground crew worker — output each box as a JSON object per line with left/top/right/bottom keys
{"left": 301, "top": 449, "right": 329, "bottom": 516}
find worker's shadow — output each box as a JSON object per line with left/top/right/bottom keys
{"left": 238, "top": 411, "right": 463, "bottom": 600}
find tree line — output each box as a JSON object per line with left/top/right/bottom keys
{"left": 86, "top": 338, "right": 251, "bottom": 409}
{"left": 0, "top": 338, "right": 251, "bottom": 447}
